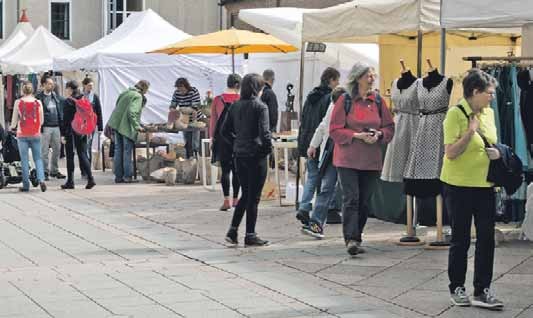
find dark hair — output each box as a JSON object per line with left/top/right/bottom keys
{"left": 40, "top": 75, "right": 53, "bottom": 86}
{"left": 82, "top": 77, "right": 94, "bottom": 86}
{"left": 320, "top": 67, "right": 340, "bottom": 86}
{"left": 463, "top": 68, "right": 498, "bottom": 99}
{"left": 66, "top": 80, "right": 80, "bottom": 95}
{"left": 135, "top": 80, "right": 150, "bottom": 93}
{"left": 175, "top": 77, "right": 192, "bottom": 91}
{"left": 331, "top": 86, "right": 347, "bottom": 103}
{"left": 240, "top": 73, "right": 265, "bottom": 100}
{"left": 227, "top": 73, "right": 242, "bottom": 89}
{"left": 262, "top": 69, "right": 275, "bottom": 82}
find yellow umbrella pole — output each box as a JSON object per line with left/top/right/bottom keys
{"left": 232, "top": 48, "right": 235, "bottom": 74}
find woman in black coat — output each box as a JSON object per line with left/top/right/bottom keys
{"left": 221, "top": 73, "right": 272, "bottom": 247}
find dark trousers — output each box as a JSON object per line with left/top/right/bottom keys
{"left": 444, "top": 184, "right": 496, "bottom": 296}
{"left": 221, "top": 159, "right": 240, "bottom": 198}
{"left": 65, "top": 133, "right": 93, "bottom": 183}
{"left": 230, "top": 156, "right": 268, "bottom": 234}
{"left": 337, "top": 167, "right": 378, "bottom": 243}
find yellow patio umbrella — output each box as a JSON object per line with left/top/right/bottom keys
{"left": 151, "top": 28, "right": 298, "bottom": 73}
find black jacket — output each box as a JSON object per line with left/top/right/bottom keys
{"left": 221, "top": 97, "right": 272, "bottom": 158}
{"left": 61, "top": 94, "right": 83, "bottom": 136}
{"left": 488, "top": 143, "right": 524, "bottom": 195}
{"left": 89, "top": 93, "right": 104, "bottom": 132}
{"left": 260, "top": 83, "right": 278, "bottom": 132}
{"left": 36, "top": 90, "right": 63, "bottom": 128}
{"left": 297, "top": 84, "right": 332, "bottom": 157}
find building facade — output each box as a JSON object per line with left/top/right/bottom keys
{"left": 221, "top": 0, "right": 346, "bottom": 30}
{"left": 0, "top": 0, "right": 221, "bottom": 48}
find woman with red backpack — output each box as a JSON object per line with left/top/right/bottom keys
{"left": 9, "top": 81, "right": 47, "bottom": 192}
{"left": 60, "top": 80, "right": 96, "bottom": 190}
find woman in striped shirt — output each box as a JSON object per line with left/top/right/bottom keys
{"left": 170, "top": 78, "right": 203, "bottom": 158}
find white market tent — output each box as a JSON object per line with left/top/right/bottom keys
{"left": 301, "top": 0, "right": 521, "bottom": 101}
{"left": 1, "top": 26, "right": 74, "bottom": 75}
{"left": 0, "top": 19, "right": 34, "bottom": 60}
{"left": 239, "top": 7, "right": 378, "bottom": 112}
{"left": 54, "top": 9, "right": 238, "bottom": 125}
{"left": 0, "top": 13, "right": 34, "bottom": 126}
{"left": 440, "top": 0, "right": 533, "bottom": 29}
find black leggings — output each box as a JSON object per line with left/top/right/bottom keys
{"left": 230, "top": 156, "right": 267, "bottom": 234}
{"left": 65, "top": 133, "right": 93, "bottom": 183}
{"left": 221, "top": 159, "right": 240, "bottom": 198}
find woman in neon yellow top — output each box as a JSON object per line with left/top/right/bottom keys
{"left": 441, "top": 69, "right": 504, "bottom": 310}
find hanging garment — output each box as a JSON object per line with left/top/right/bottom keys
{"left": 381, "top": 78, "right": 420, "bottom": 182}
{"left": 489, "top": 68, "right": 502, "bottom": 142}
{"left": 6, "top": 76, "right": 13, "bottom": 110}
{"left": 404, "top": 77, "right": 450, "bottom": 196}
{"left": 496, "top": 66, "right": 515, "bottom": 148}
{"left": 511, "top": 65, "right": 529, "bottom": 169}
{"left": 517, "top": 69, "right": 533, "bottom": 158}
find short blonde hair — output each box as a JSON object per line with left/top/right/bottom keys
{"left": 22, "top": 81, "right": 33, "bottom": 95}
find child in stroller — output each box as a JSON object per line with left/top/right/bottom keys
{"left": 0, "top": 124, "right": 40, "bottom": 189}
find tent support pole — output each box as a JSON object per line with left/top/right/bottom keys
{"left": 295, "top": 41, "right": 306, "bottom": 210}
{"left": 416, "top": 30, "right": 423, "bottom": 77}
{"left": 440, "top": 28, "right": 446, "bottom": 74}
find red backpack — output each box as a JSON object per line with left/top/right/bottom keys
{"left": 70, "top": 97, "right": 97, "bottom": 135}
{"left": 18, "top": 100, "right": 41, "bottom": 136}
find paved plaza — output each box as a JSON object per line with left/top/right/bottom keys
{"left": 0, "top": 172, "right": 532, "bottom": 318}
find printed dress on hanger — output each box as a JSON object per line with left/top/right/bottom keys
{"left": 404, "top": 77, "right": 450, "bottom": 181}
{"left": 381, "top": 78, "right": 420, "bottom": 182}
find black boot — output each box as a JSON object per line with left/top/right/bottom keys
{"left": 244, "top": 234, "right": 269, "bottom": 247}
{"left": 85, "top": 178, "right": 96, "bottom": 189}
{"left": 225, "top": 228, "right": 238, "bottom": 245}
{"left": 61, "top": 181, "right": 74, "bottom": 189}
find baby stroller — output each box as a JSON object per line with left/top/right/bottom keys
{"left": 0, "top": 127, "right": 39, "bottom": 189}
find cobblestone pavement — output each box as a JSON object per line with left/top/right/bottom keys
{"left": 0, "top": 171, "right": 532, "bottom": 318}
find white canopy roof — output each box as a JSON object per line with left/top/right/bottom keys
{"left": 302, "top": 0, "right": 521, "bottom": 43}
{"left": 53, "top": 9, "right": 190, "bottom": 71}
{"left": 441, "top": 0, "right": 533, "bottom": 29}
{"left": 0, "top": 21, "right": 34, "bottom": 60}
{"left": 1, "top": 26, "right": 74, "bottom": 74}
{"left": 302, "top": 0, "right": 441, "bottom": 42}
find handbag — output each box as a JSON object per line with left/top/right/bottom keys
{"left": 456, "top": 105, "right": 523, "bottom": 195}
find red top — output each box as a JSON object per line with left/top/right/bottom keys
{"left": 209, "top": 93, "right": 240, "bottom": 137}
{"left": 329, "top": 92, "right": 394, "bottom": 171}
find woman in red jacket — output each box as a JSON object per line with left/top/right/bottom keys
{"left": 210, "top": 74, "right": 242, "bottom": 210}
{"left": 329, "top": 62, "right": 395, "bottom": 256}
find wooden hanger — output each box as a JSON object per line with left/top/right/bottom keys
{"left": 400, "top": 59, "right": 407, "bottom": 73}
{"left": 426, "top": 58, "right": 434, "bottom": 72}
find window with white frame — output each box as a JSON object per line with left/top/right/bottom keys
{"left": 107, "top": 0, "right": 143, "bottom": 32}
{"left": 50, "top": 0, "right": 70, "bottom": 40}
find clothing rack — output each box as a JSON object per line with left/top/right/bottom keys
{"left": 463, "top": 56, "right": 533, "bottom": 68}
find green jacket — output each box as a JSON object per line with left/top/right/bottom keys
{"left": 107, "top": 88, "right": 144, "bottom": 141}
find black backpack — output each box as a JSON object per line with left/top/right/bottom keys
{"left": 1, "top": 132, "right": 21, "bottom": 163}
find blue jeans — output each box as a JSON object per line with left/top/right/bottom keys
{"left": 114, "top": 131, "right": 135, "bottom": 181}
{"left": 310, "top": 163, "right": 338, "bottom": 226}
{"left": 17, "top": 137, "right": 45, "bottom": 189}
{"left": 299, "top": 157, "right": 320, "bottom": 212}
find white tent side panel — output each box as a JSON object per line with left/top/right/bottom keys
{"left": 96, "top": 54, "right": 238, "bottom": 125}
{"left": 441, "top": 0, "right": 533, "bottom": 29}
